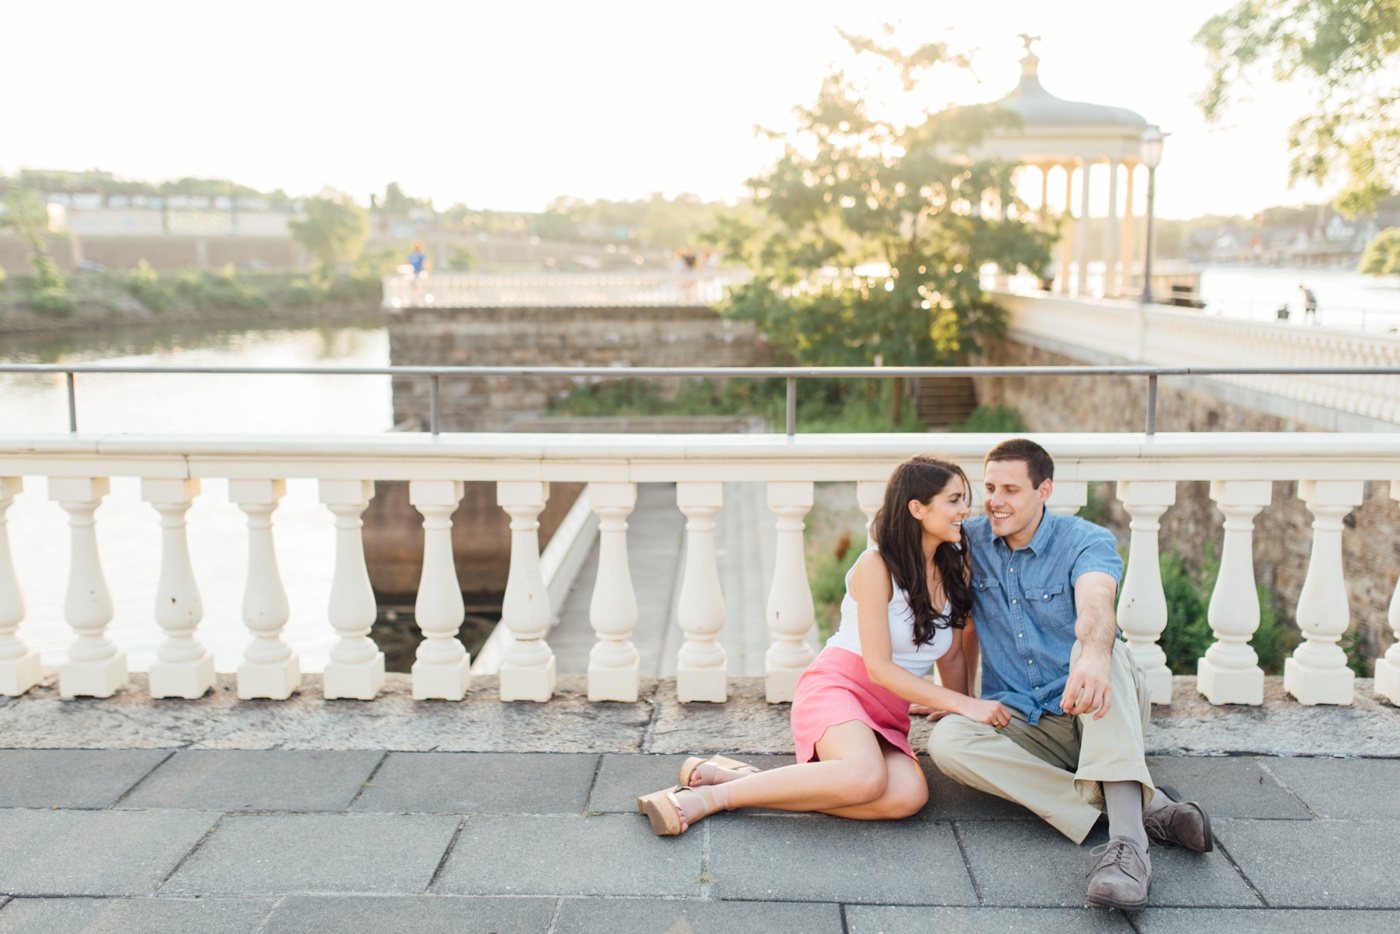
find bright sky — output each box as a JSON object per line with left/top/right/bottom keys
{"left": 1, "top": 0, "right": 1338, "bottom": 220}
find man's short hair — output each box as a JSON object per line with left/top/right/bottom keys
{"left": 985, "top": 438, "right": 1054, "bottom": 488}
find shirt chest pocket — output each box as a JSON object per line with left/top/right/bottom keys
{"left": 1032, "top": 582, "right": 1075, "bottom": 629}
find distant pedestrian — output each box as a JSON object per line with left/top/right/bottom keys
{"left": 408, "top": 242, "right": 427, "bottom": 278}
{"left": 1299, "top": 283, "right": 1318, "bottom": 323}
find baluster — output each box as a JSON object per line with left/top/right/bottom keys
{"left": 229, "top": 479, "right": 300, "bottom": 700}
{"left": 409, "top": 480, "right": 469, "bottom": 701}
{"left": 1047, "top": 480, "right": 1087, "bottom": 516}
{"left": 588, "top": 482, "right": 639, "bottom": 702}
{"left": 143, "top": 478, "right": 214, "bottom": 699}
{"left": 676, "top": 481, "right": 726, "bottom": 703}
{"left": 1115, "top": 480, "right": 1176, "bottom": 704}
{"left": 0, "top": 478, "right": 40, "bottom": 696}
{"left": 1197, "top": 480, "right": 1271, "bottom": 705}
{"left": 49, "top": 477, "right": 127, "bottom": 698}
{"left": 765, "top": 481, "right": 815, "bottom": 703}
{"left": 1284, "top": 480, "right": 1363, "bottom": 705}
{"left": 497, "top": 480, "right": 555, "bottom": 702}
{"left": 1376, "top": 483, "right": 1400, "bottom": 704}
{"left": 319, "top": 479, "right": 385, "bottom": 701}
{"left": 856, "top": 480, "right": 885, "bottom": 546}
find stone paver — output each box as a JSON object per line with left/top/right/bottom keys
{"left": 844, "top": 905, "right": 1135, "bottom": 933}
{"left": 590, "top": 753, "right": 794, "bottom": 814}
{"left": 1212, "top": 818, "right": 1400, "bottom": 908}
{"left": 353, "top": 752, "right": 598, "bottom": 814}
{"left": 0, "top": 750, "right": 170, "bottom": 809}
{"left": 1260, "top": 757, "right": 1400, "bottom": 819}
{"left": 707, "top": 814, "right": 976, "bottom": 905}
{"left": 0, "top": 810, "right": 213, "bottom": 896}
{"left": 956, "top": 821, "right": 1259, "bottom": 909}
{"left": 261, "top": 895, "right": 559, "bottom": 934}
{"left": 1133, "top": 907, "right": 1400, "bottom": 933}
{"left": 553, "top": 897, "right": 843, "bottom": 933}
{"left": 435, "top": 814, "right": 703, "bottom": 897}
{"left": 0, "top": 896, "right": 274, "bottom": 934}
{"left": 121, "top": 749, "right": 383, "bottom": 811}
{"left": 161, "top": 813, "right": 459, "bottom": 895}
{"left": 1144, "top": 755, "right": 1312, "bottom": 820}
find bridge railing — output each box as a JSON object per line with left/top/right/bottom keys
{"left": 2, "top": 432, "right": 1397, "bottom": 710}
{"left": 382, "top": 272, "right": 744, "bottom": 309}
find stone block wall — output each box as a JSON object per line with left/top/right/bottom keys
{"left": 972, "top": 337, "right": 1398, "bottom": 669}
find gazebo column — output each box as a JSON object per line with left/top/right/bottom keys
{"left": 1058, "top": 164, "right": 1075, "bottom": 293}
{"left": 1104, "top": 160, "right": 1121, "bottom": 296}
{"left": 1075, "top": 159, "right": 1092, "bottom": 294}
{"left": 1120, "top": 164, "right": 1137, "bottom": 295}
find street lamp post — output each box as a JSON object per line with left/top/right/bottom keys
{"left": 1139, "top": 125, "right": 1165, "bottom": 305}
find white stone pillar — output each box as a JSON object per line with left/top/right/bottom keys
{"left": 230, "top": 479, "right": 299, "bottom": 700}
{"left": 1059, "top": 165, "right": 1075, "bottom": 294}
{"left": 1075, "top": 160, "right": 1092, "bottom": 295}
{"left": 320, "top": 479, "right": 385, "bottom": 701}
{"left": 409, "top": 479, "right": 469, "bottom": 701}
{"left": 1104, "top": 160, "right": 1121, "bottom": 296}
{"left": 857, "top": 480, "right": 886, "bottom": 547}
{"left": 1121, "top": 165, "right": 1137, "bottom": 292}
{"left": 1375, "top": 482, "right": 1400, "bottom": 704}
{"left": 765, "top": 481, "right": 816, "bottom": 703}
{"left": 588, "top": 482, "right": 639, "bottom": 702}
{"left": 0, "top": 478, "right": 40, "bottom": 696}
{"left": 675, "top": 481, "right": 727, "bottom": 703}
{"left": 49, "top": 477, "right": 127, "bottom": 698}
{"left": 143, "top": 478, "right": 213, "bottom": 699}
{"left": 1197, "top": 480, "right": 1271, "bottom": 705}
{"left": 1046, "top": 481, "right": 1088, "bottom": 516}
{"left": 1284, "top": 480, "right": 1363, "bottom": 705}
{"left": 1115, "top": 480, "right": 1176, "bottom": 704}
{"left": 1038, "top": 165, "right": 1050, "bottom": 222}
{"left": 497, "top": 480, "right": 556, "bottom": 702}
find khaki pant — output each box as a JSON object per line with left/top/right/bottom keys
{"left": 928, "top": 640, "right": 1154, "bottom": 844}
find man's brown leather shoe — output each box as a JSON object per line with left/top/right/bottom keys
{"left": 1085, "top": 836, "right": 1151, "bottom": 911}
{"left": 1144, "top": 784, "right": 1213, "bottom": 853}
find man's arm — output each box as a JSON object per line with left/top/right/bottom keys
{"left": 1059, "top": 571, "right": 1119, "bottom": 719}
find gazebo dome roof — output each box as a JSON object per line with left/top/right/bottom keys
{"left": 1001, "top": 51, "right": 1147, "bottom": 130}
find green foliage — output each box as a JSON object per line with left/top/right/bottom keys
{"left": 449, "top": 243, "right": 479, "bottom": 271}
{"left": 1, "top": 188, "right": 69, "bottom": 307}
{"left": 172, "top": 265, "right": 269, "bottom": 311}
{"left": 809, "top": 530, "right": 861, "bottom": 641}
{"left": 1360, "top": 227, "right": 1400, "bottom": 276}
{"left": 326, "top": 273, "right": 381, "bottom": 303}
{"left": 947, "top": 404, "right": 1027, "bottom": 433}
{"left": 1077, "top": 482, "right": 1112, "bottom": 527}
{"left": 1196, "top": 1, "right": 1400, "bottom": 214}
{"left": 25, "top": 284, "right": 76, "bottom": 316}
{"left": 123, "top": 260, "right": 176, "bottom": 311}
{"left": 354, "top": 247, "right": 402, "bottom": 279}
{"left": 1338, "top": 628, "right": 1370, "bottom": 678}
{"left": 289, "top": 190, "right": 369, "bottom": 280}
{"left": 283, "top": 277, "right": 329, "bottom": 307}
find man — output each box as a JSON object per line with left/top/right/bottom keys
{"left": 928, "top": 438, "right": 1211, "bottom": 910}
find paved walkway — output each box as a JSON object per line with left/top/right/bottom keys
{"left": 0, "top": 672, "right": 1397, "bottom": 933}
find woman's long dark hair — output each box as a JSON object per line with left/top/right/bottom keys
{"left": 870, "top": 454, "right": 973, "bottom": 645}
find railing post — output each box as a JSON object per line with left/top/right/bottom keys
{"left": 1115, "top": 480, "right": 1176, "bottom": 704}
{"left": 143, "top": 478, "right": 214, "bottom": 699}
{"left": 430, "top": 375, "right": 441, "bottom": 435}
{"left": 1376, "top": 482, "right": 1400, "bottom": 704}
{"left": 1284, "top": 480, "right": 1363, "bottom": 705}
{"left": 765, "top": 480, "right": 815, "bottom": 703}
{"left": 230, "top": 479, "right": 300, "bottom": 700}
{"left": 0, "top": 478, "right": 40, "bottom": 696}
{"left": 587, "top": 482, "right": 640, "bottom": 702}
{"left": 786, "top": 377, "right": 796, "bottom": 437}
{"left": 1145, "top": 374, "right": 1158, "bottom": 436}
{"left": 675, "top": 481, "right": 727, "bottom": 703}
{"left": 1198, "top": 480, "right": 1271, "bottom": 705}
{"left": 66, "top": 372, "right": 77, "bottom": 433}
{"left": 49, "top": 477, "right": 127, "bottom": 698}
{"left": 497, "top": 480, "right": 556, "bottom": 702}
{"left": 409, "top": 480, "right": 470, "bottom": 700}
{"left": 319, "top": 479, "right": 385, "bottom": 701}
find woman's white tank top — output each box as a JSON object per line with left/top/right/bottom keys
{"left": 825, "top": 547, "right": 953, "bottom": 677}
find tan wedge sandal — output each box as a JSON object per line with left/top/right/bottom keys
{"left": 678, "top": 754, "right": 761, "bottom": 788}
{"left": 637, "top": 785, "right": 722, "bottom": 836}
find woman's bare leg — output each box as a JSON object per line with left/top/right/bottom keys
{"left": 818, "top": 746, "right": 928, "bottom": 819}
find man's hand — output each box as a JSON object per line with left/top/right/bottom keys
{"left": 1060, "top": 645, "right": 1112, "bottom": 719}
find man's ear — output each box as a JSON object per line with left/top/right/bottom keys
{"left": 1037, "top": 478, "right": 1054, "bottom": 506}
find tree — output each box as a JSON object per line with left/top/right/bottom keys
{"left": 1359, "top": 227, "right": 1400, "bottom": 276}
{"left": 289, "top": 190, "right": 368, "bottom": 280}
{"left": 0, "top": 187, "right": 73, "bottom": 314}
{"left": 711, "top": 30, "right": 1053, "bottom": 422}
{"left": 1196, "top": 1, "right": 1400, "bottom": 214}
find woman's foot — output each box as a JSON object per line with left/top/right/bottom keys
{"left": 637, "top": 785, "right": 728, "bottom": 836}
{"left": 679, "top": 755, "right": 761, "bottom": 789}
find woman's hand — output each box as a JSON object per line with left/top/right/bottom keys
{"left": 959, "top": 697, "right": 1014, "bottom": 730}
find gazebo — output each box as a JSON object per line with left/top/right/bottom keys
{"left": 970, "top": 38, "right": 1155, "bottom": 298}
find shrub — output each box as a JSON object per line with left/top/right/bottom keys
{"left": 283, "top": 277, "right": 328, "bottom": 307}
{"left": 948, "top": 404, "right": 1028, "bottom": 433}
{"left": 327, "top": 272, "right": 382, "bottom": 303}
{"left": 124, "top": 260, "right": 176, "bottom": 311}
{"left": 809, "top": 530, "right": 860, "bottom": 641}
{"left": 26, "top": 284, "right": 76, "bottom": 316}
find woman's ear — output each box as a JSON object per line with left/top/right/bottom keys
{"left": 907, "top": 499, "right": 924, "bottom": 519}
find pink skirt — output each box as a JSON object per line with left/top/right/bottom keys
{"left": 790, "top": 647, "right": 914, "bottom": 763}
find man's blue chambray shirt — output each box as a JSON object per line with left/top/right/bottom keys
{"left": 964, "top": 508, "right": 1123, "bottom": 725}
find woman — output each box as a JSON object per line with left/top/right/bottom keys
{"left": 638, "top": 454, "right": 1012, "bottom": 835}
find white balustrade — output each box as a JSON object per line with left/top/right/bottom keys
{"left": 230, "top": 479, "right": 299, "bottom": 700}
{"left": 1376, "top": 481, "right": 1400, "bottom": 704}
{"left": 856, "top": 480, "right": 885, "bottom": 546}
{"left": 1115, "top": 480, "right": 1176, "bottom": 703}
{"left": 497, "top": 480, "right": 556, "bottom": 702}
{"left": 320, "top": 479, "right": 385, "bottom": 701}
{"left": 384, "top": 272, "right": 743, "bottom": 310}
{"left": 1284, "top": 480, "right": 1364, "bottom": 705}
{"left": 675, "top": 481, "right": 727, "bottom": 703}
{"left": 1046, "top": 480, "right": 1088, "bottom": 516}
{"left": 143, "top": 478, "right": 213, "bottom": 699}
{"left": 409, "top": 480, "right": 470, "bottom": 701}
{"left": 587, "top": 482, "right": 640, "bottom": 702}
{"left": 49, "top": 477, "right": 127, "bottom": 698}
{"left": 765, "top": 480, "right": 816, "bottom": 703}
{"left": 1198, "top": 480, "right": 1272, "bottom": 705}
{"left": 0, "top": 477, "right": 40, "bottom": 696}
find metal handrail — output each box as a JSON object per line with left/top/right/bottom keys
{"left": 3, "top": 363, "right": 1397, "bottom": 437}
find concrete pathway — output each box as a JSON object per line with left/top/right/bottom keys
{"left": 0, "top": 673, "right": 1396, "bottom": 933}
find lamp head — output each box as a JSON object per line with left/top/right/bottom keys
{"left": 1140, "top": 126, "right": 1165, "bottom": 169}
